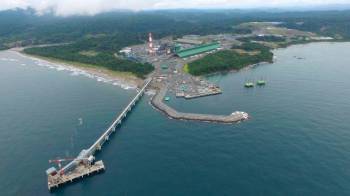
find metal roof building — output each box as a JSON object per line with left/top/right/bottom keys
{"left": 175, "top": 38, "right": 203, "bottom": 45}
{"left": 175, "top": 42, "right": 220, "bottom": 58}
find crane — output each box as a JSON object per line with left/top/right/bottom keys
{"left": 49, "top": 158, "right": 75, "bottom": 169}
{"left": 48, "top": 155, "right": 96, "bottom": 176}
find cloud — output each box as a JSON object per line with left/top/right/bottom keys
{"left": 1, "top": 0, "right": 349, "bottom": 16}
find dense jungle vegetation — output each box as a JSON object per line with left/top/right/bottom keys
{"left": 1, "top": 9, "right": 350, "bottom": 76}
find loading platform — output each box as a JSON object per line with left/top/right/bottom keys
{"left": 48, "top": 160, "right": 105, "bottom": 190}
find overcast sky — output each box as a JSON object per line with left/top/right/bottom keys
{"left": 1, "top": 0, "right": 350, "bottom": 16}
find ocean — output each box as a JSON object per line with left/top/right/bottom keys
{"left": 0, "top": 42, "right": 350, "bottom": 195}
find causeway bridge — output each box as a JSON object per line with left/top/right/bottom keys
{"left": 47, "top": 78, "right": 152, "bottom": 190}
{"left": 86, "top": 78, "right": 152, "bottom": 156}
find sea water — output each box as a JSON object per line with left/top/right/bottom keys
{"left": 0, "top": 42, "right": 350, "bottom": 195}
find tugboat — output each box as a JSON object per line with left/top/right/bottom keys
{"left": 244, "top": 82, "right": 254, "bottom": 88}
{"left": 256, "top": 79, "right": 266, "bottom": 86}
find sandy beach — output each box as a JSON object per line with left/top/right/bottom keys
{"left": 10, "top": 48, "right": 144, "bottom": 90}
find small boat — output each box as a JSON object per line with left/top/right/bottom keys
{"left": 164, "top": 96, "right": 170, "bottom": 101}
{"left": 244, "top": 82, "right": 254, "bottom": 88}
{"left": 256, "top": 80, "right": 266, "bottom": 86}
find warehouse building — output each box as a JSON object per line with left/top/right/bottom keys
{"left": 175, "top": 38, "right": 203, "bottom": 45}
{"left": 175, "top": 42, "right": 220, "bottom": 58}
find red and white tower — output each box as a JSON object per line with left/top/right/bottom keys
{"left": 148, "top": 32, "right": 154, "bottom": 55}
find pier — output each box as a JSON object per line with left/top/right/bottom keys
{"left": 86, "top": 78, "right": 152, "bottom": 155}
{"left": 46, "top": 78, "right": 152, "bottom": 190}
{"left": 46, "top": 78, "right": 247, "bottom": 191}
{"left": 151, "top": 85, "right": 248, "bottom": 124}
{"left": 48, "top": 161, "right": 105, "bottom": 190}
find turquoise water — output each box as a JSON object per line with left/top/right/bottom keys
{"left": 0, "top": 42, "right": 350, "bottom": 195}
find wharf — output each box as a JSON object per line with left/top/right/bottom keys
{"left": 151, "top": 86, "right": 248, "bottom": 123}
{"left": 48, "top": 161, "right": 105, "bottom": 191}
{"left": 184, "top": 90, "right": 222, "bottom": 99}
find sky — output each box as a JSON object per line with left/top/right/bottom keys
{"left": 1, "top": 0, "right": 350, "bottom": 16}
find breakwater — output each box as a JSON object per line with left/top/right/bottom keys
{"left": 151, "top": 86, "right": 248, "bottom": 123}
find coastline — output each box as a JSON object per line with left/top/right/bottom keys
{"left": 11, "top": 48, "right": 144, "bottom": 90}
{"left": 194, "top": 40, "right": 350, "bottom": 79}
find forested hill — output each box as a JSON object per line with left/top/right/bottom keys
{"left": 0, "top": 9, "right": 239, "bottom": 49}
{"left": 1, "top": 9, "right": 350, "bottom": 49}
{"left": 1, "top": 9, "right": 350, "bottom": 77}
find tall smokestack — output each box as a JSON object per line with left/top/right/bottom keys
{"left": 148, "top": 33, "right": 154, "bottom": 55}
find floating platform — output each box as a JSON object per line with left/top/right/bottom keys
{"left": 48, "top": 161, "right": 105, "bottom": 190}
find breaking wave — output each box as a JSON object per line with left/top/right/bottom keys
{"left": 15, "top": 52, "right": 137, "bottom": 90}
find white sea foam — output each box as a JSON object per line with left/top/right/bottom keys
{"left": 17, "top": 52, "right": 137, "bottom": 90}
{"left": 70, "top": 71, "right": 80, "bottom": 76}
{"left": 56, "top": 67, "right": 66, "bottom": 71}
{"left": 121, "top": 84, "right": 128, "bottom": 89}
{"left": 1, "top": 57, "right": 20, "bottom": 62}
{"left": 145, "top": 89, "right": 156, "bottom": 96}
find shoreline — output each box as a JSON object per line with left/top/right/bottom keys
{"left": 201, "top": 61, "right": 271, "bottom": 79}
{"left": 191, "top": 40, "right": 350, "bottom": 79}
{"left": 11, "top": 48, "right": 143, "bottom": 90}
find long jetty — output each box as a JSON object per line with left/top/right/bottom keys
{"left": 86, "top": 78, "right": 152, "bottom": 156}
{"left": 47, "top": 78, "right": 248, "bottom": 190}
{"left": 151, "top": 86, "right": 248, "bottom": 124}
{"left": 47, "top": 78, "right": 152, "bottom": 190}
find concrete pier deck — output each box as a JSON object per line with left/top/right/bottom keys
{"left": 151, "top": 86, "right": 248, "bottom": 124}
{"left": 48, "top": 160, "right": 105, "bottom": 190}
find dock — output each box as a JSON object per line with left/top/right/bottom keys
{"left": 151, "top": 85, "right": 248, "bottom": 123}
{"left": 46, "top": 78, "right": 152, "bottom": 190}
{"left": 48, "top": 161, "right": 105, "bottom": 190}
{"left": 183, "top": 90, "right": 222, "bottom": 99}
